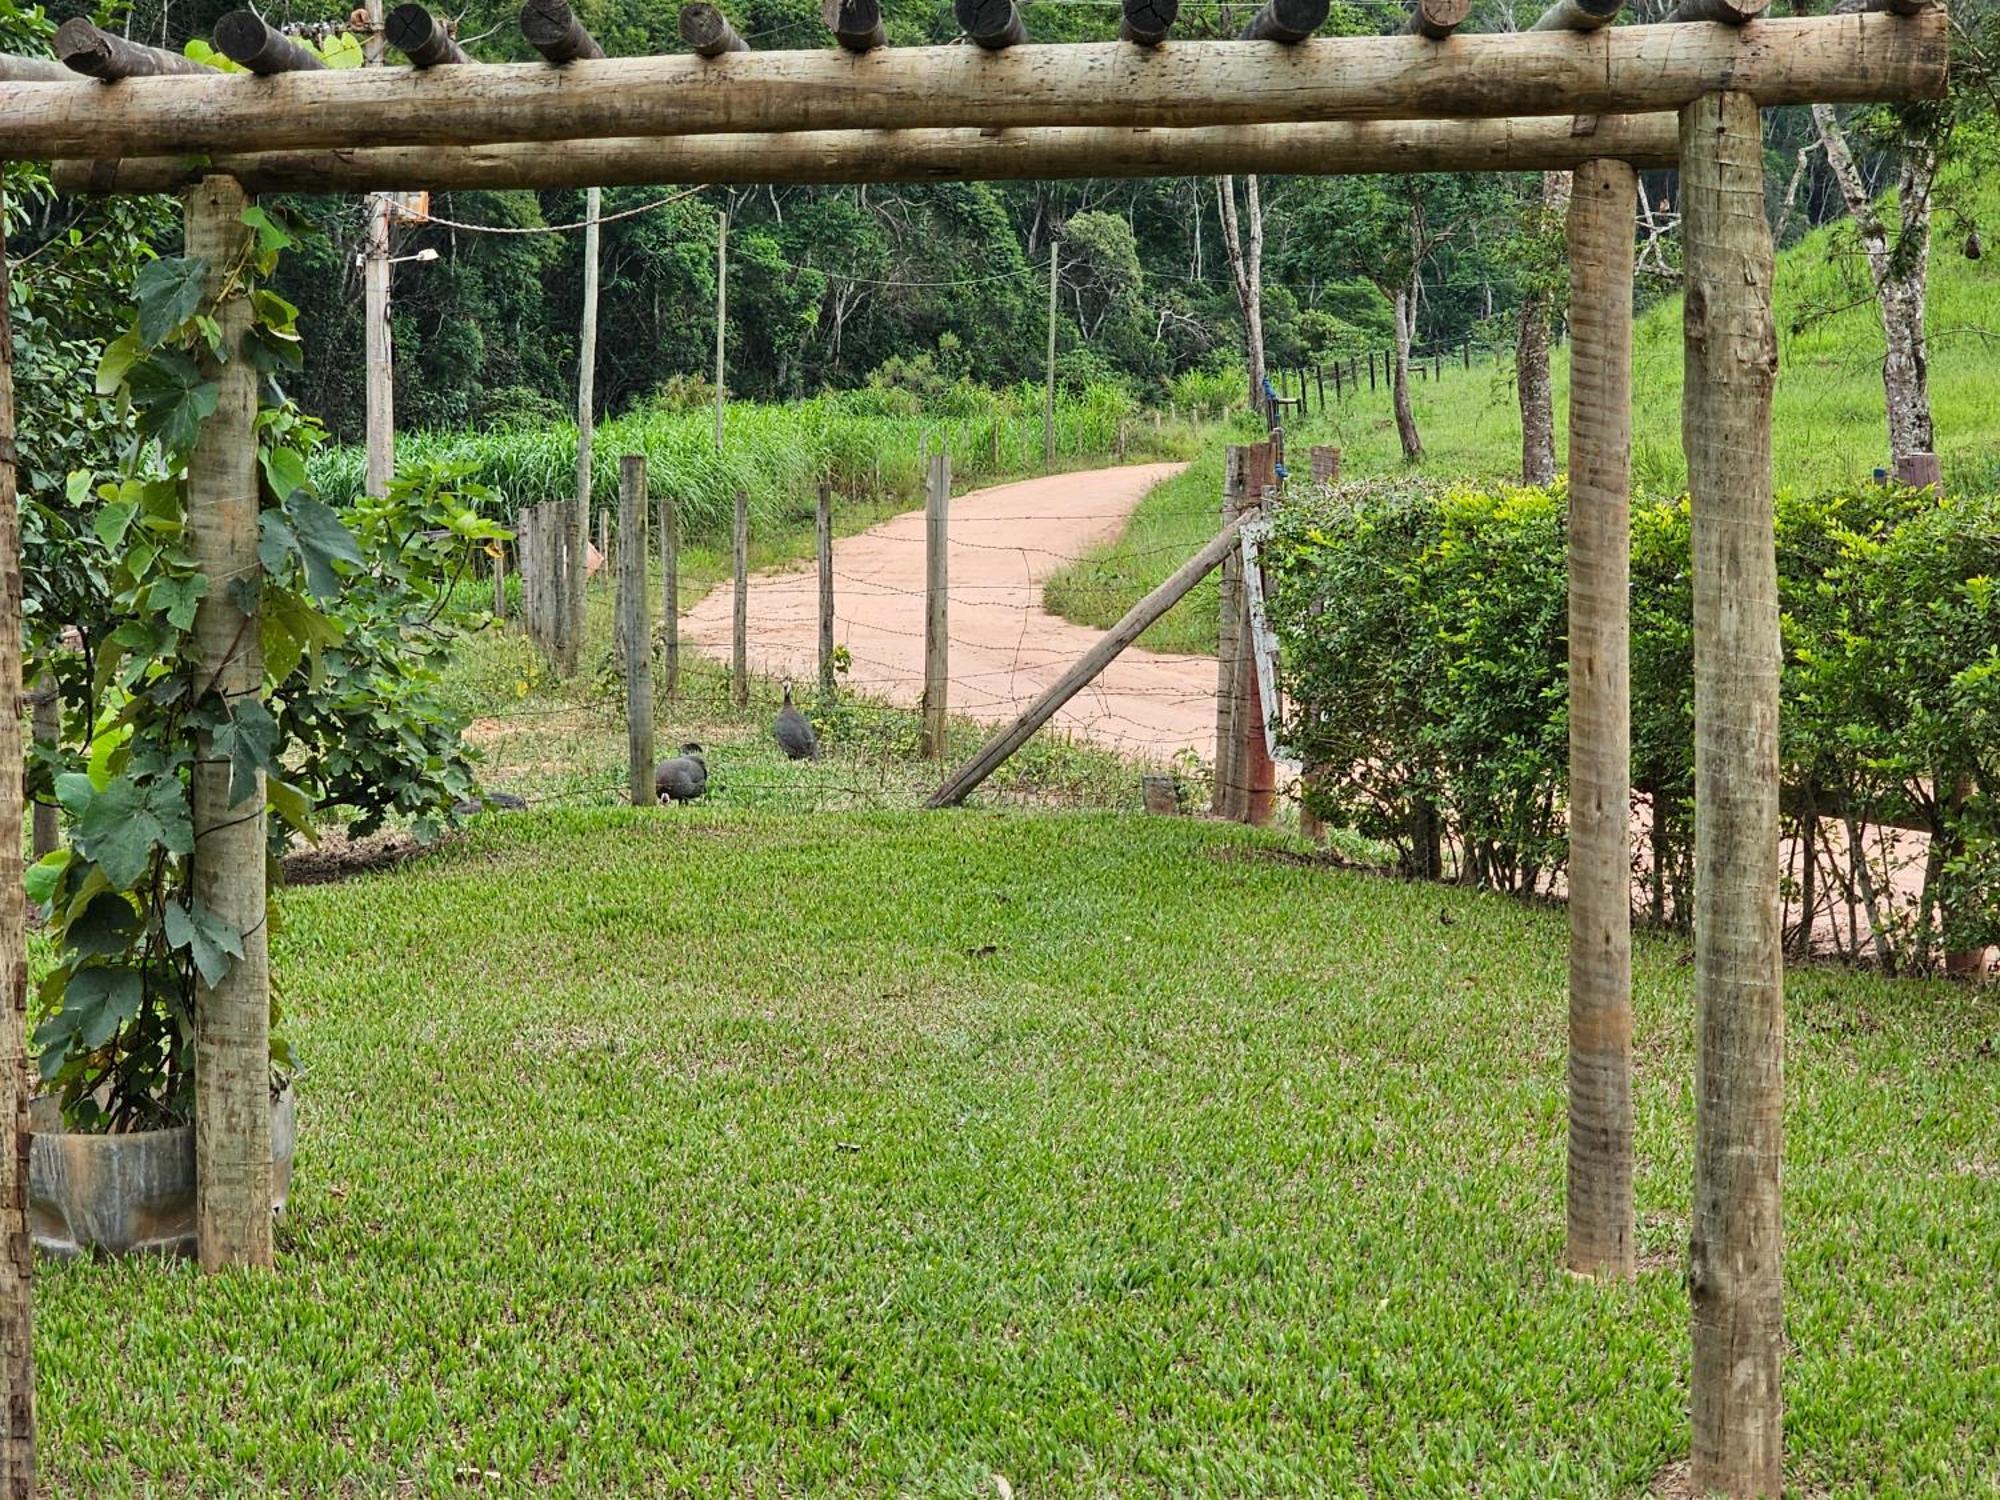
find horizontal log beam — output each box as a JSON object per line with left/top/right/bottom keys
{"left": 53, "top": 114, "right": 1684, "bottom": 195}
{"left": 55, "top": 18, "right": 212, "bottom": 78}
{"left": 214, "top": 11, "right": 327, "bottom": 73}
{"left": 0, "top": 14, "right": 1948, "bottom": 160}
{"left": 520, "top": 0, "right": 605, "bottom": 62}
{"left": 0, "top": 51, "right": 68, "bottom": 82}
{"left": 822, "top": 0, "right": 886, "bottom": 54}
{"left": 386, "top": 4, "right": 472, "bottom": 67}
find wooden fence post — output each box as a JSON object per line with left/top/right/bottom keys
{"left": 569, "top": 183, "right": 599, "bottom": 679}
{"left": 1683, "top": 89, "right": 1784, "bottom": 1500}
{"left": 731, "top": 487, "right": 749, "bottom": 708}
{"left": 922, "top": 450, "right": 950, "bottom": 758}
{"left": 1236, "top": 445, "right": 1277, "bottom": 826}
{"left": 1213, "top": 447, "right": 1245, "bottom": 816}
{"left": 658, "top": 483, "right": 679, "bottom": 698}
{"left": 491, "top": 541, "right": 507, "bottom": 622}
{"left": 0, "top": 193, "right": 41, "bottom": 1491}
{"left": 1565, "top": 156, "right": 1638, "bottom": 1283}
{"left": 618, "top": 455, "right": 655, "bottom": 806}
{"left": 185, "top": 176, "right": 272, "bottom": 1272}
{"left": 817, "top": 481, "right": 836, "bottom": 702}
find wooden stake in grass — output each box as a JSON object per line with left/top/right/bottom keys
{"left": 922, "top": 451, "right": 950, "bottom": 760}
{"left": 185, "top": 176, "right": 273, "bottom": 1273}
{"left": 817, "top": 481, "right": 836, "bottom": 703}
{"left": 1565, "top": 156, "right": 1637, "bottom": 1283}
{"left": 1213, "top": 446, "right": 1245, "bottom": 817}
{"left": 567, "top": 183, "right": 600, "bottom": 679}
{"left": 619, "top": 455, "right": 655, "bottom": 806}
{"left": 1235, "top": 443, "right": 1276, "bottom": 826}
{"left": 658, "top": 483, "right": 679, "bottom": 698}
{"left": 731, "top": 488, "right": 749, "bottom": 709}
{"left": 0, "top": 189, "right": 40, "bottom": 1495}
{"left": 1682, "top": 89, "right": 1784, "bottom": 1498}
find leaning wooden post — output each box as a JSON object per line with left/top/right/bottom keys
{"left": 921, "top": 450, "right": 951, "bottom": 759}
{"left": 185, "top": 176, "right": 273, "bottom": 1272}
{"left": 1682, "top": 90, "right": 1784, "bottom": 1499}
{"left": 618, "top": 456, "right": 655, "bottom": 806}
{"left": 1565, "top": 156, "right": 1638, "bottom": 1283}
{"left": 658, "top": 484, "right": 679, "bottom": 698}
{"left": 1236, "top": 446, "right": 1277, "bottom": 826}
{"left": 731, "top": 488, "right": 749, "bottom": 709}
{"left": 816, "top": 481, "right": 836, "bottom": 702}
{"left": 0, "top": 191, "right": 40, "bottom": 1491}
{"left": 1212, "top": 446, "right": 1246, "bottom": 817}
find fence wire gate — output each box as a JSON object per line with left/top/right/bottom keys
{"left": 460, "top": 496, "right": 1231, "bottom": 820}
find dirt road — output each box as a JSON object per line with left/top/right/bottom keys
{"left": 682, "top": 464, "right": 1214, "bottom": 762}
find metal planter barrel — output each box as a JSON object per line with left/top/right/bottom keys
{"left": 28, "top": 1088, "right": 296, "bottom": 1259}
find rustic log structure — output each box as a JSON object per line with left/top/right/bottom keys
{"left": 520, "top": 0, "right": 605, "bottom": 62}
{"left": 0, "top": 51, "right": 66, "bottom": 81}
{"left": 1402, "top": 0, "right": 1472, "bottom": 39}
{"left": 823, "top": 0, "right": 887, "bottom": 54}
{"left": 1532, "top": 0, "right": 1622, "bottom": 30}
{"left": 956, "top": 0, "right": 1029, "bottom": 49}
{"left": 1239, "top": 0, "right": 1329, "bottom": 42}
{"left": 1120, "top": 0, "right": 1179, "bottom": 47}
{"left": 680, "top": 3, "right": 749, "bottom": 55}
{"left": 52, "top": 114, "right": 1685, "bottom": 194}
{"left": 54, "top": 18, "right": 211, "bottom": 77}
{"left": 214, "top": 11, "right": 327, "bottom": 72}
{"left": 385, "top": 4, "right": 472, "bottom": 66}
{"left": 0, "top": 15, "right": 1947, "bottom": 160}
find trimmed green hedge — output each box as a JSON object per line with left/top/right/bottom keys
{"left": 1266, "top": 478, "right": 2000, "bottom": 974}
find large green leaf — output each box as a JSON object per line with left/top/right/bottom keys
{"left": 73, "top": 775, "right": 191, "bottom": 889}
{"left": 127, "top": 351, "right": 218, "bottom": 455}
{"left": 216, "top": 697, "right": 280, "bottom": 807}
{"left": 56, "top": 965, "right": 144, "bottom": 1051}
{"left": 132, "top": 256, "right": 208, "bottom": 347}
{"left": 285, "top": 494, "right": 364, "bottom": 600}
{"left": 146, "top": 571, "right": 209, "bottom": 632}
{"left": 23, "top": 850, "right": 71, "bottom": 908}
{"left": 163, "top": 898, "right": 244, "bottom": 988}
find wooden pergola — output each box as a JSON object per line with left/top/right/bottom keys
{"left": 0, "top": 0, "right": 1949, "bottom": 1492}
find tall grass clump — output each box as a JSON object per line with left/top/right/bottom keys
{"left": 311, "top": 382, "right": 1202, "bottom": 546}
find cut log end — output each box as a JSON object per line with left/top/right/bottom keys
{"left": 821, "top": 0, "right": 887, "bottom": 52}
{"left": 1666, "top": 0, "right": 1769, "bottom": 21}
{"left": 56, "top": 17, "right": 212, "bottom": 77}
{"left": 386, "top": 3, "right": 472, "bottom": 65}
{"left": 680, "top": 3, "right": 749, "bottom": 55}
{"left": 1530, "top": 0, "right": 1622, "bottom": 30}
{"left": 955, "top": 0, "right": 1028, "bottom": 48}
{"left": 1402, "top": 0, "right": 1472, "bottom": 39}
{"left": 1120, "top": 0, "right": 1179, "bottom": 45}
{"left": 214, "top": 10, "right": 328, "bottom": 73}
{"left": 1240, "top": 0, "right": 1331, "bottom": 43}
{"left": 520, "top": 0, "right": 607, "bottom": 61}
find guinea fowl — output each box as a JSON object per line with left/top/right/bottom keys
{"left": 773, "top": 683, "right": 819, "bottom": 761}
{"left": 654, "top": 742, "right": 708, "bottom": 803}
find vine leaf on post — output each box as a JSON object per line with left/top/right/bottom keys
{"left": 163, "top": 898, "right": 246, "bottom": 988}
{"left": 132, "top": 257, "right": 209, "bottom": 347}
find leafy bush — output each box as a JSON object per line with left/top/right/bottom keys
{"left": 1266, "top": 477, "right": 2000, "bottom": 973}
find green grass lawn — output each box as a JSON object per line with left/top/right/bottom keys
{"left": 33, "top": 810, "right": 1999, "bottom": 1496}
{"left": 1046, "top": 180, "right": 2000, "bottom": 653}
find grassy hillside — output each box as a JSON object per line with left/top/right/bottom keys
{"left": 1049, "top": 187, "right": 2000, "bottom": 655}
{"left": 34, "top": 809, "right": 1998, "bottom": 1494}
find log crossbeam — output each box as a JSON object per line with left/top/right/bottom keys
{"left": 0, "top": 14, "right": 1945, "bottom": 163}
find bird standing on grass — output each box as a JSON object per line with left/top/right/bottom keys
{"left": 774, "top": 682, "right": 820, "bottom": 761}
{"left": 655, "top": 742, "right": 708, "bottom": 803}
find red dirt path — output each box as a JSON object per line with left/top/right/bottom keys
{"left": 682, "top": 464, "right": 1212, "bottom": 762}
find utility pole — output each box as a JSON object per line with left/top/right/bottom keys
{"left": 713, "top": 203, "right": 728, "bottom": 452}
{"left": 1043, "top": 236, "right": 1058, "bottom": 470}
{"left": 361, "top": 0, "right": 392, "bottom": 500}
{"left": 569, "top": 183, "right": 599, "bottom": 675}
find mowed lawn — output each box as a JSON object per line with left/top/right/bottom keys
{"left": 33, "top": 811, "right": 1999, "bottom": 1497}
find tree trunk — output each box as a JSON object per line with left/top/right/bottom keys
{"left": 185, "top": 176, "right": 275, "bottom": 1273}
{"left": 1518, "top": 169, "right": 1571, "bottom": 486}
{"left": 1565, "top": 157, "right": 1637, "bottom": 1282}
{"left": 1682, "top": 91, "right": 1784, "bottom": 1499}
{"left": 1392, "top": 285, "right": 1423, "bottom": 462}
{"left": 1217, "top": 175, "right": 1267, "bottom": 419}
{"left": 0, "top": 192, "right": 40, "bottom": 1499}
{"left": 1811, "top": 103, "right": 1935, "bottom": 463}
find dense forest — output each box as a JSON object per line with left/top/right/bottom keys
{"left": 10, "top": 0, "right": 1953, "bottom": 447}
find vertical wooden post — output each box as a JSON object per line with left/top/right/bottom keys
{"left": 1237, "top": 444, "right": 1277, "bottom": 826}
{"left": 186, "top": 176, "right": 272, "bottom": 1272}
{"left": 713, "top": 206, "right": 728, "bottom": 452}
{"left": 361, "top": 0, "right": 392, "bottom": 502}
{"left": 658, "top": 484, "right": 679, "bottom": 698}
{"left": 1213, "top": 447, "right": 1245, "bottom": 817}
{"left": 597, "top": 506, "right": 610, "bottom": 575}
{"left": 1682, "top": 90, "right": 1784, "bottom": 1500}
{"left": 922, "top": 451, "right": 950, "bottom": 759}
{"left": 567, "top": 185, "right": 599, "bottom": 676}
{"left": 0, "top": 194, "right": 40, "bottom": 1493}
{"left": 1565, "top": 157, "right": 1638, "bottom": 1283}
{"left": 816, "top": 481, "right": 836, "bottom": 702}
{"left": 1044, "top": 238, "right": 1058, "bottom": 470}
{"left": 619, "top": 455, "right": 655, "bottom": 806}
{"left": 491, "top": 542, "right": 507, "bottom": 621}
{"left": 731, "top": 487, "right": 749, "bottom": 708}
